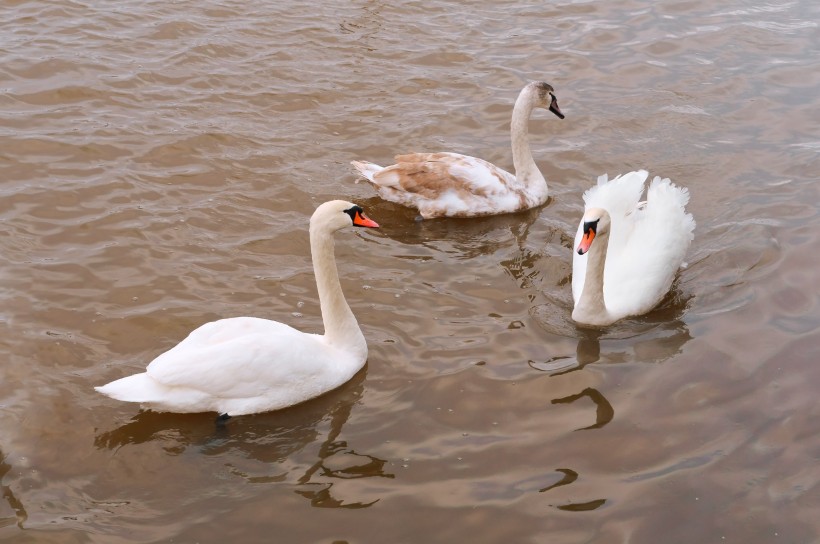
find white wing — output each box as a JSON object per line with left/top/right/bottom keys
{"left": 602, "top": 177, "right": 695, "bottom": 318}
{"left": 146, "top": 317, "right": 338, "bottom": 400}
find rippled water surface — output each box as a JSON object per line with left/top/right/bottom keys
{"left": 1, "top": 0, "right": 819, "bottom": 542}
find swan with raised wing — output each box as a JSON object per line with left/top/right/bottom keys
{"left": 572, "top": 171, "right": 695, "bottom": 327}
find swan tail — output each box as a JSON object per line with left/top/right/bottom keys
{"left": 351, "top": 160, "right": 383, "bottom": 183}
{"left": 95, "top": 372, "right": 169, "bottom": 403}
{"left": 96, "top": 373, "right": 210, "bottom": 412}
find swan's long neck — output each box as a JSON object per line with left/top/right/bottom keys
{"left": 310, "top": 227, "right": 367, "bottom": 358}
{"left": 510, "top": 86, "right": 546, "bottom": 195}
{"left": 573, "top": 231, "right": 612, "bottom": 326}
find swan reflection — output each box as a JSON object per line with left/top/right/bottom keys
{"left": 360, "top": 196, "right": 542, "bottom": 260}
{"left": 94, "top": 373, "right": 392, "bottom": 509}
{"left": 539, "top": 468, "right": 577, "bottom": 493}
{"left": 530, "top": 315, "right": 693, "bottom": 375}
{"left": 294, "top": 442, "right": 393, "bottom": 509}
{"left": 552, "top": 387, "right": 614, "bottom": 431}
{"left": 0, "top": 451, "right": 26, "bottom": 529}
{"left": 538, "top": 468, "right": 606, "bottom": 511}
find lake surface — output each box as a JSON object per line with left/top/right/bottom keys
{"left": 1, "top": 0, "right": 819, "bottom": 542}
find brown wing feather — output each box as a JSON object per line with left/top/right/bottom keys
{"left": 373, "top": 152, "right": 511, "bottom": 199}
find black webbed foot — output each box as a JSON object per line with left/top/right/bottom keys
{"left": 215, "top": 413, "right": 231, "bottom": 426}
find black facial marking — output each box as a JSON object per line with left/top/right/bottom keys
{"left": 343, "top": 205, "right": 364, "bottom": 223}
{"left": 583, "top": 219, "right": 599, "bottom": 235}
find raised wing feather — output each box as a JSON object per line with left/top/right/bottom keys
{"left": 602, "top": 177, "right": 695, "bottom": 317}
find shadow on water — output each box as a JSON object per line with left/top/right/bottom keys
{"left": 359, "top": 196, "right": 544, "bottom": 259}
{"left": 528, "top": 275, "right": 695, "bottom": 375}
{"left": 0, "top": 452, "right": 26, "bottom": 529}
{"left": 94, "top": 370, "right": 393, "bottom": 509}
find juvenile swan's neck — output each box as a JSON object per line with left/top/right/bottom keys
{"left": 510, "top": 85, "right": 546, "bottom": 195}
{"left": 573, "top": 232, "right": 612, "bottom": 326}
{"left": 309, "top": 227, "right": 367, "bottom": 358}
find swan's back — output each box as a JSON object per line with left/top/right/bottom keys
{"left": 147, "top": 317, "right": 333, "bottom": 396}
{"left": 354, "top": 153, "right": 526, "bottom": 218}
{"left": 99, "top": 316, "right": 358, "bottom": 415}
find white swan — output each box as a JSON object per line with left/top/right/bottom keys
{"left": 95, "top": 200, "right": 379, "bottom": 416}
{"left": 351, "top": 81, "right": 564, "bottom": 219}
{"left": 571, "top": 171, "right": 695, "bottom": 327}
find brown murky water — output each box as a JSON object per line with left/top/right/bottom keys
{"left": 1, "top": 0, "right": 819, "bottom": 542}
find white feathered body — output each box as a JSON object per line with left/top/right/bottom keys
{"left": 95, "top": 316, "right": 366, "bottom": 416}
{"left": 572, "top": 170, "right": 695, "bottom": 322}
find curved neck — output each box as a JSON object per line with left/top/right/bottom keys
{"left": 574, "top": 231, "right": 612, "bottom": 325}
{"left": 510, "top": 87, "right": 546, "bottom": 192}
{"left": 309, "top": 228, "right": 366, "bottom": 356}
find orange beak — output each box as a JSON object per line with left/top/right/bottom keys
{"left": 353, "top": 210, "right": 379, "bottom": 228}
{"left": 577, "top": 228, "right": 595, "bottom": 255}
